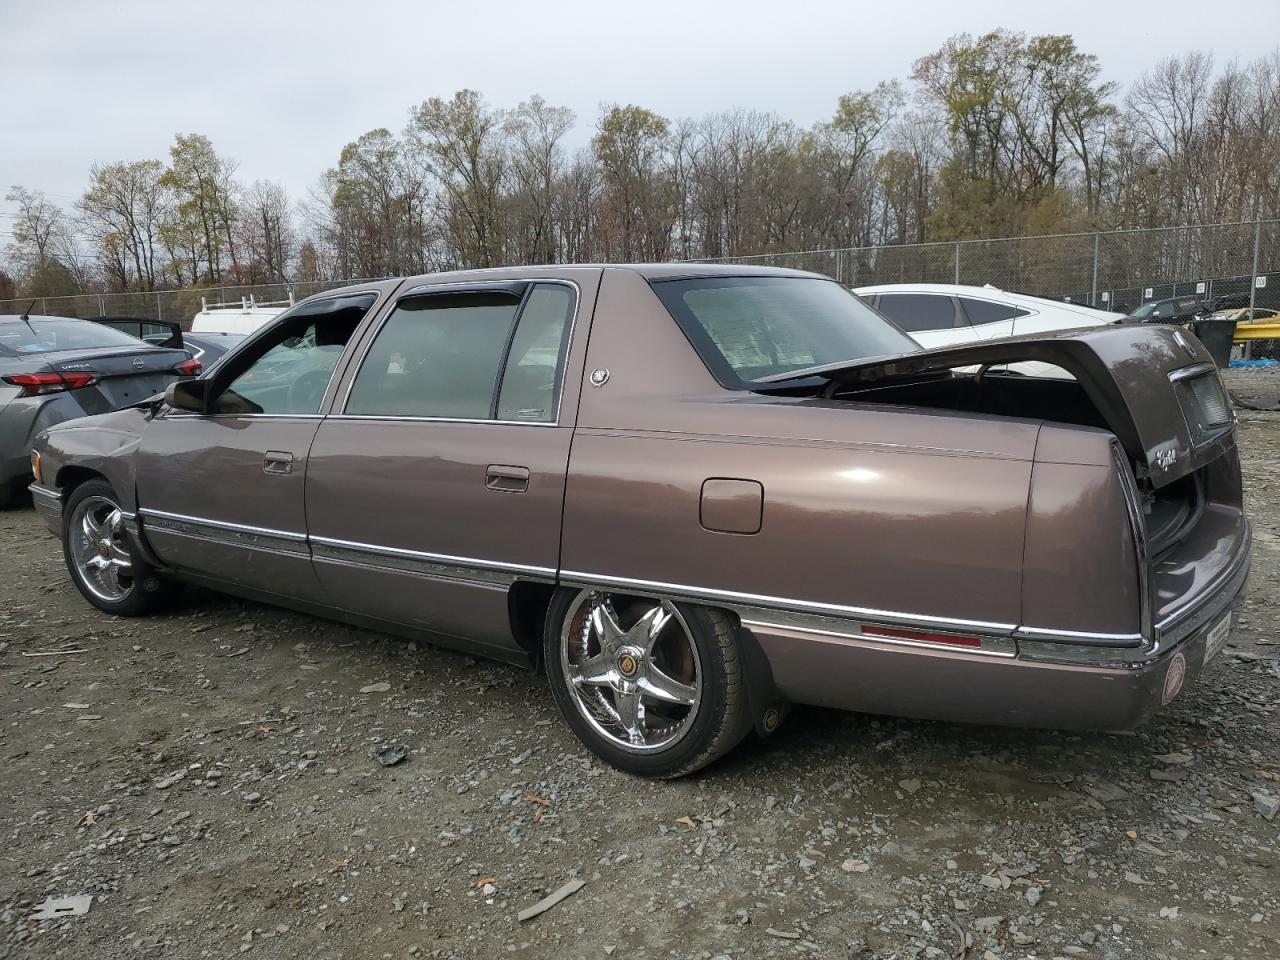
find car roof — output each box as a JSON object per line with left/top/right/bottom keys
{"left": 852, "top": 283, "right": 1018, "bottom": 297}
{"left": 0, "top": 314, "right": 94, "bottom": 323}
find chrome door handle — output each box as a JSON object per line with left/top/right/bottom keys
{"left": 264, "top": 451, "right": 294, "bottom": 475}
{"left": 485, "top": 464, "right": 529, "bottom": 493}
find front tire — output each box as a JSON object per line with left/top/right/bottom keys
{"left": 62, "top": 479, "right": 176, "bottom": 616}
{"left": 543, "top": 588, "right": 751, "bottom": 778}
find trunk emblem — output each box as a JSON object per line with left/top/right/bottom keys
{"left": 132, "top": 358, "right": 145, "bottom": 368}
{"left": 1173, "top": 331, "right": 1196, "bottom": 359}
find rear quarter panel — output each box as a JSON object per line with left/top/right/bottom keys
{"left": 562, "top": 269, "right": 1038, "bottom": 626}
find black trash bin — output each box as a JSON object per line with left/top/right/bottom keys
{"left": 1189, "top": 317, "right": 1237, "bottom": 369}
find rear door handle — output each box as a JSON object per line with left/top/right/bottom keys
{"left": 485, "top": 464, "right": 529, "bottom": 493}
{"left": 264, "top": 451, "right": 294, "bottom": 475}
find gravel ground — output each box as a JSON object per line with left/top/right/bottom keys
{"left": 3, "top": 371, "right": 1279, "bottom": 960}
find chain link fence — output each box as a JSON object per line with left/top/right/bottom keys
{"left": 697, "top": 219, "right": 1280, "bottom": 315}
{"left": 0, "top": 278, "right": 390, "bottom": 326}
{"left": 3, "top": 221, "right": 1277, "bottom": 324}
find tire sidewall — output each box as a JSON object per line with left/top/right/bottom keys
{"left": 543, "top": 589, "right": 735, "bottom": 777}
{"left": 62, "top": 479, "right": 159, "bottom": 616}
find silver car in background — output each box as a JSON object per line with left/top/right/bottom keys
{"left": 0, "top": 314, "right": 200, "bottom": 506}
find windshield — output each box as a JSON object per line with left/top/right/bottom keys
{"left": 652, "top": 276, "right": 918, "bottom": 388}
{"left": 0, "top": 317, "right": 147, "bottom": 356}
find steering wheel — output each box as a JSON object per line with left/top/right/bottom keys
{"left": 287, "top": 368, "right": 332, "bottom": 413}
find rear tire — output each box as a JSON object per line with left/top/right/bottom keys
{"left": 62, "top": 479, "right": 177, "bottom": 616}
{"left": 543, "top": 588, "right": 751, "bottom": 778}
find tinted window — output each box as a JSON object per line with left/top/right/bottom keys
{"left": 345, "top": 291, "right": 521, "bottom": 419}
{"left": 958, "top": 297, "right": 1030, "bottom": 325}
{"left": 0, "top": 318, "right": 147, "bottom": 356}
{"left": 653, "top": 277, "right": 916, "bottom": 387}
{"left": 210, "top": 295, "right": 374, "bottom": 415}
{"left": 496, "top": 285, "right": 575, "bottom": 422}
{"left": 874, "top": 294, "right": 958, "bottom": 333}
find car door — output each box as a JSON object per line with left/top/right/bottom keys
{"left": 873, "top": 292, "right": 977, "bottom": 349}
{"left": 304, "top": 274, "right": 595, "bottom": 659}
{"left": 132, "top": 291, "right": 381, "bottom": 599}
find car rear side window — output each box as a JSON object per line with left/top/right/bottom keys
{"left": 957, "top": 297, "right": 1030, "bottom": 325}
{"left": 345, "top": 291, "right": 520, "bottom": 420}
{"left": 874, "top": 294, "right": 959, "bottom": 333}
{"left": 496, "top": 285, "right": 575, "bottom": 422}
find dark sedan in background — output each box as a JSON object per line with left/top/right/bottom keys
{"left": 0, "top": 314, "right": 200, "bottom": 505}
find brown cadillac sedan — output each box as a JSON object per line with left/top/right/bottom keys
{"left": 28, "top": 266, "right": 1250, "bottom": 777}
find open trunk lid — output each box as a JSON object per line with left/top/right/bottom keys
{"left": 771, "top": 324, "right": 1232, "bottom": 489}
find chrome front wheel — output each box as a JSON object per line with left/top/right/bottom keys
{"left": 62, "top": 478, "right": 176, "bottom": 616}
{"left": 68, "top": 495, "right": 134, "bottom": 603}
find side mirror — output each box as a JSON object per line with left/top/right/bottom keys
{"left": 165, "top": 379, "right": 210, "bottom": 413}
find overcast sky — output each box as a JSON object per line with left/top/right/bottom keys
{"left": 3, "top": 0, "right": 1278, "bottom": 233}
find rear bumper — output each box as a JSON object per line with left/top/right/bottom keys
{"left": 750, "top": 534, "right": 1250, "bottom": 731}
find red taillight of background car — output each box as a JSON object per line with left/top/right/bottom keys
{"left": 173, "top": 358, "right": 203, "bottom": 376}
{"left": 2, "top": 371, "right": 99, "bottom": 397}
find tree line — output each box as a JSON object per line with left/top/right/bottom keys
{"left": 3, "top": 31, "right": 1278, "bottom": 302}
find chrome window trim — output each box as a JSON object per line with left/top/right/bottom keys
{"left": 337, "top": 278, "right": 581, "bottom": 426}
{"left": 322, "top": 415, "right": 559, "bottom": 428}
{"left": 163, "top": 413, "right": 326, "bottom": 421}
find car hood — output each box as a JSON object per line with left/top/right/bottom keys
{"left": 760, "top": 324, "right": 1231, "bottom": 489}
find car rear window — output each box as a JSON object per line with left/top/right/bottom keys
{"left": 0, "top": 318, "right": 146, "bottom": 356}
{"left": 653, "top": 276, "right": 918, "bottom": 387}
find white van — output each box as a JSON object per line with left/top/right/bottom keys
{"left": 189, "top": 296, "right": 292, "bottom": 336}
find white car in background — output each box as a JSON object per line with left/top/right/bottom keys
{"left": 853, "top": 283, "right": 1123, "bottom": 376}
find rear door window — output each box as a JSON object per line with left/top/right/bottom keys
{"left": 496, "top": 285, "right": 575, "bottom": 422}
{"left": 875, "top": 294, "right": 960, "bottom": 333}
{"left": 344, "top": 284, "right": 575, "bottom": 422}
{"left": 957, "top": 297, "right": 1030, "bottom": 325}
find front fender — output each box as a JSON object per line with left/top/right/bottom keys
{"left": 34, "top": 407, "right": 153, "bottom": 514}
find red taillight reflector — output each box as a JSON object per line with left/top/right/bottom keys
{"left": 2, "top": 371, "right": 98, "bottom": 396}
{"left": 173, "top": 357, "right": 202, "bottom": 376}
{"left": 861, "top": 625, "right": 984, "bottom": 648}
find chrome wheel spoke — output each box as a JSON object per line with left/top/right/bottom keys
{"left": 570, "top": 653, "right": 614, "bottom": 688}
{"left": 633, "top": 602, "right": 673, "bottom": 654}
{"left": 613, "top": 687, "right": 646, "bottom": 745}
{"left": 638, "top": 665, "right": 697, "bottom": 706}
{"left": 590, "top": 601, "right": 625, "bottom": 647}
{"left": 81, "top": 511, "right": 100, "bottom": 542}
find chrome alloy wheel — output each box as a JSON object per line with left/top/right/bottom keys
{"left": 68, "top": 496, "right": 134, "bottom": 603}
{"left": 559, "top": 590, "right": 702, "bottom": 752}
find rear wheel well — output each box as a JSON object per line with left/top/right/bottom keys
{"left": 508, "top": 580, "right": 557, "bottom": 664}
